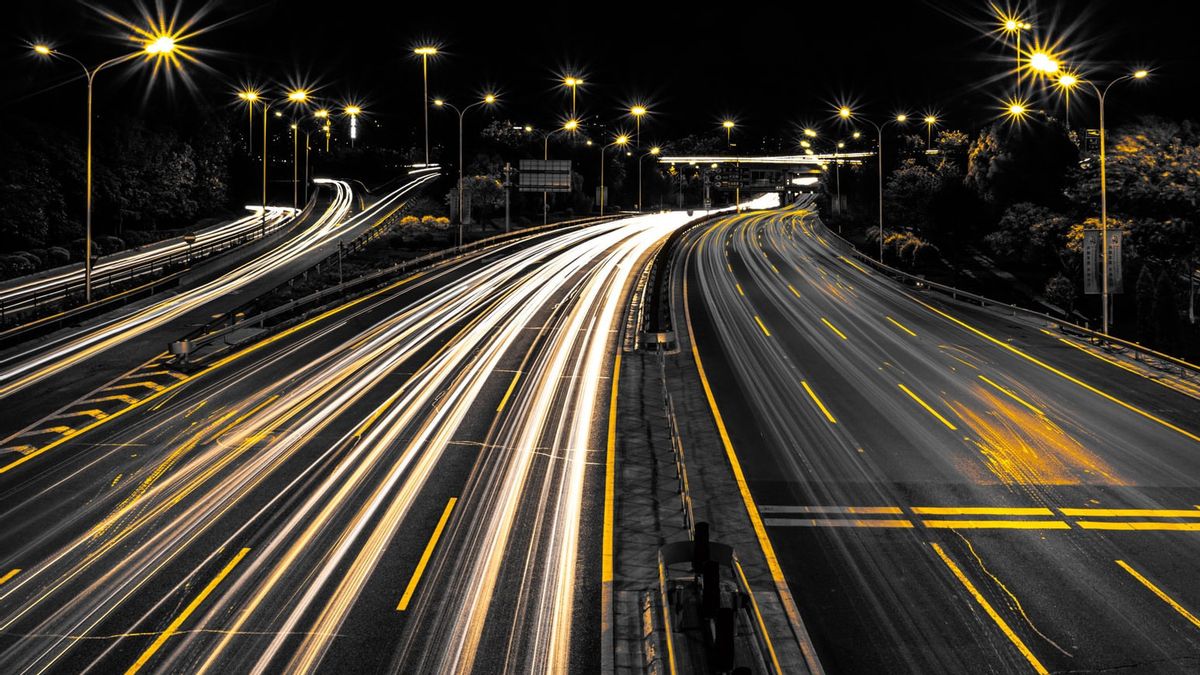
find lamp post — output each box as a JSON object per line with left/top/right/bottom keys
{"left": 252, "top": 89, "right": 310, "bottom": 234}
{"left": 415, "top": 46, "right": 438, "bottom": 165}
{"left": 1000, "top": 15, "right": 1032, "bottom": 89}
{"left": 535, "top": 119, "right": 580, "bottom": 225}
{"left": 563, "top": 76, "right": 583, "bottom": 118}
{"left": 33, "top": 36, "right": 181, "bottom": 303}
{"left": 1054, "top": 69, "right": 1149, "bottom": 335}
{"left": 923, "top": 115, "right": 938, "bottom": 150}
{"left": 238, "top": 89, "right": 260, "bottom": 154}
{"left": 434, "top": 94, "right": 497, "bottom": 249}
{"left": 722, "top": 119, "right": 735, "bottom": 150}
{"left": 630, "top": 105, "right": 648, "bottom": 147}
{"left": 343, "top": 104, "right": 362, "bottom": 148}
{"left": 638, "top": 146, "right": 661, "bottom": 211}
{"left": 598, "top": 134, "right": 630, "bottom": 216}
{"left": 314, "top": 109, "right": 330, "bottom": 152}
{"left": 839, "top": 107, "right": 907, "bottom": 262}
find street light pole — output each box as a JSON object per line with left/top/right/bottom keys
{"left": 599, "top": 135, "right": 630, "bottom": 217}
{"left": 638, "top": 147, "right": 661, "bottom": 212}
{"left": 34, "top": 44, "right": 174, "bottom": 303}
{"left": 434, "top": 95, "right": 496, "bottom": 249}
{"left": 840, "top": 108, "right": 907, "bottom": 262}
{"left": 415, "top": 47, "right": 438, "bottom": 165}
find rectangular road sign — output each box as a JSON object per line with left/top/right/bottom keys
{"left": 1083, "top": 228, "right": 1123, "bottom": 295}
{"left": 518, "top": 159, "right": 572, "bottom": 192}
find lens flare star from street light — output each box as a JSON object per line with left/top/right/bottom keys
{"left": 804, "top": 128, "right": 817, "bottom": 137}
{"left": 1003, "top": 98, "right": 1030, "bottom": 122}
{"left": 484, "top": 93, "right": 497, "bottom": 104}
{"left": 414, "top": 46, "right": 438, "bottom": 56}
{"left": 630, "top": 105, "right": 647, "bottom": 117}
{"left": 722, "top": 120, "right": 735, "bottom": 129}
{"left": 1133, "top": 69, "right": 1149, "bottom": 79}
{"left": 650, "top": 146, "right": 661, "bottom": 155}
{"left": 838, "top": 106, "right": 852, "bottom": 119}
{"left": 33, "top": 44, "right": 52, "bottom": 55}
{"left": 1029, "top": 50, "right": 1060, "bottom": 74}
{"left": 563, "top": 118, "right": 580, "bottom": 132}
{"left": 288, "top": 89, "right": 309, "bottom": 103}
{"left": 895, "top": 113, "right": 908, "bottom": 123}
{"left": 615, "top": 134, "right": 629, "bottom": 146}
{"left": 344, "top": 104, "right": 362, "bottom": 116}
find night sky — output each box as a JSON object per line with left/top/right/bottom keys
{"left": 6, "top": 0, "right": 1200, "bottom": 149}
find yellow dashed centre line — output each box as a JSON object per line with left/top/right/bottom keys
{"left": 801, "top": 380, "right": 837, "bottom": 424}
{"left": 397, "top": 497, "right": 458, "bottom": 611}
{"left": 496, "top": 371, "right": 522, "bottom": 413}
{"left": 820, "top": 318, "right": 848, "bottom": 341}
{"left": 897, "top": 383, "right": 958, "bottom": 430}
{"left": 885, "top": 315, "right": 917, "bottom": 337}
{"left": 754, "top": 316, "right": 771, "bottom": 337}
{"left": 1116, "top": 559, "right": 1200, "bottom": 631}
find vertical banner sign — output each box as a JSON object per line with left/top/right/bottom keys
{"left": 1083, "top": 229, "right": 1100, "bottom": 295}
{"left": 1107, "top": 230, "right": 1124, "bottom": 294}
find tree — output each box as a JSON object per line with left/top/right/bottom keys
{"left": 984, "top": 202, "right": 1072, "bottom": 266}
{"left": 884, "top": 161, "right": 940, "bottom": 232}
{"left": 966, "top": 120, "right": 1078, "bottom": 208}
{"left": 1135, "top": 266, "right": 1156, "bottom": 343}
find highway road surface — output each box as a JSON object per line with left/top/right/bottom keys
{"left": 679, "top": 200, "right": 1200, "bottom": 673}
{"left": 0, "top": 210, "right": 700, "bottom": 673}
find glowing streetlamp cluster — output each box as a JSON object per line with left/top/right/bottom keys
{"left": 434, "top": 94, "right": 498, "bottom": 247}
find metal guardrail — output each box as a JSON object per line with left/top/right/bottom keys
{"left": 169, "top": 212, "right": 625, "bottom": 366}
{"left": 813, "top": 216, "right": 1200, "bottom": 379}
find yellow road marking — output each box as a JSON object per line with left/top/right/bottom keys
{"left": 727, "top": 263, "right": 733, "bottom": 273}
{"left": 787, "top": 284, "right": 801, "bottom": 298}
{"left": 28, "top": 426, "right": 74, "bottom": 437}
{"left": 897, "top": 383, "right": 958, "bottom": 430}
{"left": 1116, "top": 559, "right": 1200, "bottom": 630}
{"left": 83, "top": 394, "right": 140, "bottom": 405}
{"left": 138, "top": 370, "right": 188, "bottom": 380}
{"left": 601, "top": 353, "right": 620, "bottom": 666}
{"left": 0, "top": 568, "right": 20, "bottom": 586}
{"left": 801, "top": 380, "right": 837, "bottom": 424}
{"left": 930, "top": 543, "right": 1049, "bottom": 674}
{"left": 685, "top": 271, "right": 821, "bottom": 674}
{"left": 923, "top": 520, "right": 1070, "bottom": 530}
{"left": 496, "top": 371, "right": 522, "bottom": 413}
{"left": 912, "top": 506, "right": 1054, "bottom": 516}
{"left": 736, "top": 283, "right": 745, "bottom": 296}
{"left": 1060, "top": 508, "right": 1200, "bottom": 518}
{"left": 125, "top": 547, "right": 250, "bottom": 674}
{"left": 1077, "top": 522, "right": 1200, "bottom": 531}
{"left": 754, "top": 316, "right": 771, "bottom": 337}
{"left": 765, "top": 518, "right": 914, "bottom": 528}
{"left": 48, "top": 409, "right": 108, "bottom": 421}
{"left": 912, "top": 296, "right": 1200, "bottom": 444}
{"left": 820, "top": 318, "right": 848, "bottom": 341}
{"left": 734, "top": 559, "right": 783, "bottom": 674}
{"left": 105, "top": 381, "right": 164, "bottom": 392}
{"left": 885, "top": 316, "right": 917, "bottom": 337}
{"left": 838, "top": 255, "right": 871, "bottom": 275}
{"left": 770, "top": 264, "right": 780, "bottom": 274}
{"left": 397, "top": 498, "right": 457, "bottom": 611}
{"left": 761, "top": 505, "right": 903, "bottom": 515}
{"left": 978, "top": 375, "right": 1045, "bottom": 417}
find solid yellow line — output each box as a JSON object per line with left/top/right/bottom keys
{"left": 1077, "top": 521, "right": 1200, "bottom": 531}
{"left": 765, "top": 518, "right": 914, "bottom": 528}
{"left": 1061, "top": 507, "right": 1200, "bottom": 518}
{"left": 978, "top": 375, "right": 1045, "bottom": 417}
{"left": 496, "top": 371, "right": 522, "bottom": 413}
{"left": 1116, "top": 559, "right": 1200, "bottom": 630}
{"left": 125, "top": 547, "right": 250, "bottom": 675}
{"left": 897, "top": 383, "right": 958, "bottom": 430}
{"left": 912, "top": 296, "right": 1200, "bottom": 444}
{"left": 0, "top": 568, "right": 20, "bottom": 586}
{"left": 885, "top": 316, "right": 917, "bottom": 337}
{"left": 397, "top": 498, "right": 457, "bottom": 611}
{"left": 801, "top": 380, "right": 837, "bottom": 424}
{"left": 601, "top": 353, "right": 620, "bottom": 664}
{"left": 734, "top": 559, "right": 784, "bottom": 675}
{"left": 923, "top": 520, "right": 1070, "bottom": 530}
{"left": 687, "top": 276, "right": 821, "bottom": 674}
{"left": 754, "top": 316, "right": 771, "bottom": 337}
{"left": 820, "top": 318, "right": 848, "bottom": 341}
{"left": 913, "top": 506, "right": 1054, "bottom": 516}
{"left": 930, "top": 543, "right": 1049, "bottom": 674}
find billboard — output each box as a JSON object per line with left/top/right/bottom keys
{"left": 518, "top": 159, "right": 572, "bottom": 192}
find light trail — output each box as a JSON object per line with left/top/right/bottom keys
{"left": 0, "top": 174, "right": 434, "bottom": 401}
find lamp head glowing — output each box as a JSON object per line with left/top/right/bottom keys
{"left": 630, "top": 105, "right": 647, "bottom": 117}
{"left": 144, "top": 35, "right": 177, "bottom": 55}
{"left": 563, "top": 76, "right": 582, "bottom": 87}
{"left": 895, "top": 114, "right": 908, "bottom": 123}
{"left": 800, "top": 140, "right": 811, "bottom": 148}
{"left": 722, "top": 119, "right": 735, "bottom": 129}
{"left": 803, "top": 128, "right": 817, "bottom": 137}
{"left": 1004, "top": 99, "right": 1029, "bottom": 120}
{"left": 433, "top": 98, "right": 445, "bottom": 107}
{"left": 287, "top": 89, "right": 309, "bottom": 103}
{"left": 1004, "top": 19, "right": 1019, "bottom": 31}
{"left": 838, "top": 106, "right": 852, "bottom": 119}
{"left": 1029, "top": 51, "right": 1060, "bottom": 74}
{"left": 563, "top": 118, "right": 580, "bottom": 131}
{"left": 1133, "top": 69, "right": 1149, "bottom": 79}
{"left": 837, "top": 141, "right": 845, "bottom": 148}
{"left": 414, "top": 46, "right": 438, "bottom": 56}
{"left": 33, "top": 44, "right": 52, "bottom": 56}
{"left": 314, "top": 108, "right": 329, "bottom": 118}
{"left": 924, "top": 115, "right": 937, "bottom": 124}
{"left": 524, "top": 125, "right": 533, "bottom": 132}
{"left": 344, "top": 104, "right": 361, "bottom": 116}
{"left": 650, "top": 146, "right": 661, "bottom": 155}
{"left": 290, "top": 123, "right": 298, "bottom": 130}
{"left": 615, "top": 134, "right": 630, "bottom": 146}
{"left": 852, "top": 131, "right": 861, "bottom": 139}
{"left": 483, "top": 94, "right": 496, "bottom": 104}
{"left": 1056, "top": 73, "right": 1078, "bottom": 88}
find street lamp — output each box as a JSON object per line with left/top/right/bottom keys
{"left": 638, "top": 146, "right": 661, "bottom": 211}
{"left": 923, "top": 114, "right": 938, "bottom": 150}
{"left": 434, "top": 94, "right": 497, "bottom": 248}
{"left": 722, "top": 119, "right": 735, "bottom": 149}
{"left": 238, "top": 89, "right": 259, "bottom": 154}
{"left": 314, "top": 109, "right": 330, "bottom": 151}
{"left": 343, "top": 104, "right": 362, "bottom": 148}
{"left": 32, "top": 32, "right": 184, "bottom": 303}
{"left": 999, "top": 12, "right": 1032, "bottom": 88}
{"left": 534, "top": 118, "right": 581, "bottom": 225}
{"left": 838, "top": 106, "right": 907, "bottom": 262}
{"left": 563, "top": 76, "right": 583, "bottom": 118}
{"left": 245, "top": 89, "right": 309, "bottom": 233}
{"left": 1054, "top": 69, "right": 1150, "bottom": 334}
{"left": 629, "top": 104, "right": 648, "bottom": 147}
{"left": 414, "top": 45, "right": 439, "bottom": 165}
{"left": 598, "top": 134, "right": 630, "bottom": 216}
